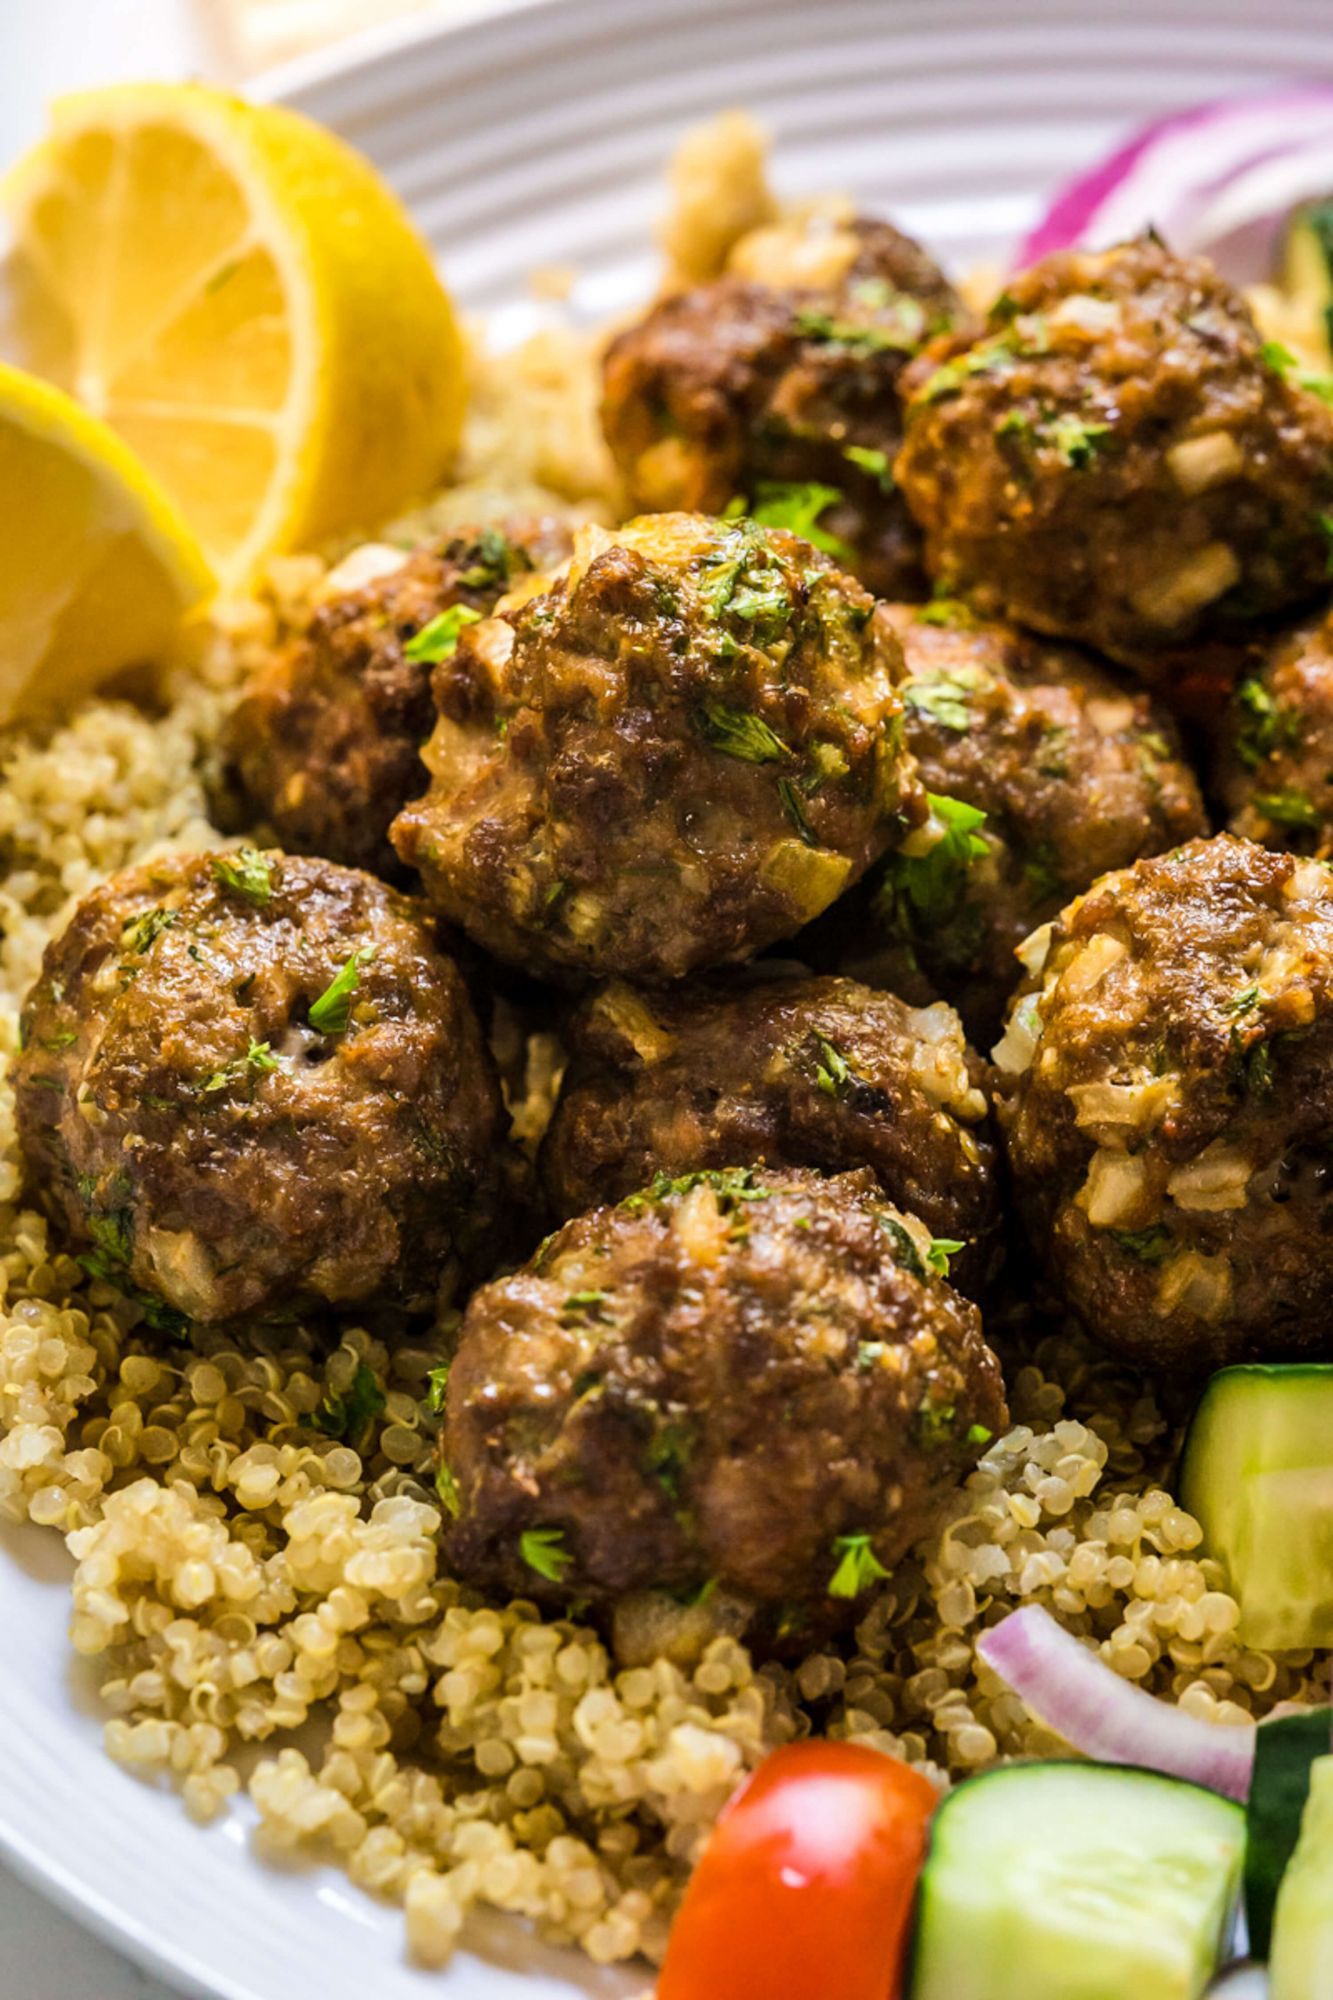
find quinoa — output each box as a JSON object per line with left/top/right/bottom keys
{"left": 0, "top": 115, "right": 1326, "bottom": 1982}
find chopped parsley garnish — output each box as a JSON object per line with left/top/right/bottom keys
{"left": 210, "top": 848, "right": 275, "bottom": 907}
{"left": 1253, "top": 786, "right": 1320, "bottom": 831}
{"left": 914, "top": 597, "right": 977, "bottom": 630}
{"left": 925, "top": 1236, "right": 964, "bottom": 1277}
{"left": 308, "top": 948, "right": 373, "bottom": 1035}
{"left": 877, "top": 1212, "right": 926, "bottom": 1281}
{"left": 562, "top": 1288, "right": 609, "bottom": 1321}
{"left": 842, "top": 443, "right": 895, "bottom": 490}
{"left": 645, "top": 1422, "right": 693, "bottom": 1499}
{"left": 915, "top": 337, "right": 1015, "bottom": 405}
{"left": 1262, "top": 340, "right": 1299, "bottom": 376}
{"left": 1243, "top": 1041, "right": 1275, "bottom": 1096}
{"left": 124, "top": 907, "right": 178, "bottom": 955}
{"left": 793, "top": 300, "right": 924, "bottom": 356}
{"left": 313, "top": 1362, "right": 386, "bottom": 1443}
{"left": 696, "top": 701, "right": 791, "bottom": 763}
{"left": 917, "top": 1399, "right": 959, "bottom": 1446}
{"left": 435, "top": 1458, "right": 461, "bottom": 1518}
{"left": 455, "top": 527, "right": 515, "bottom": 590}
{"left": 996, "top": 408, "right": 1032, "bottom": 441}
{"left": 621, "top": 1166, "right": 769, "bottom": 1216}
{"left": 520, "top": 1526, "right": 572, "bottom": 1584}
{"left": 1232, "top": 676, "right": 1301, "bottom": 769}
{"left": 1042, "top": 413, "right": 1111, "bottom": 468}
{"left": 1109, "top": 1224, "right": 1171, "bottom": 1265}
{"left": 1223, "top": 985, "right": 1260, "bottom": 1018}
{"left": 748, "top": 481, "right": 856, "bottom": 564}
{"left": 777, "top": 776, "right": 818, "bottom": 845}
{"left": 905, "top": 676, "right": 974, "bottom": 733}
{"left": 814, "top": 1033, "right": 854, "bottom": 1098}
{"left": 403, "top": 602, "right": 484, "bottom": 664}
{"left": 39, "top": 1029, "right": 77, "bottom": 1052}
{"left": 201, "top": 1040, "right": 279, "bottom": 1094}
{"left": 966, "top": 1423, "right": 994, "bottom": 1447}
{"left": 87, "top": 1205, "right": 134, "bottom": 1269}
{"left": 876, "top": 793, "right": 989, "bottom": 938}
{"left": 425, "top": 1363, "right": 450, "bottom": 1415}
{"left": 828, "top": 1532, "right": 890, "bottom": 1600}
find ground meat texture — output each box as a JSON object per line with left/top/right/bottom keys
{"left": 828, "top": 604, "right": 1209, "bottom": 1041}
{"left": 13, "top": 851, "right": 505, "bottom": 1325}
{"left": 539, "top": 973, "right": 1000, "bottom": 1291}
{"left": 218, "top": 522, "right": 571, "bottom": 877}
{"left": 994, "top": 834, "right": 1333, "bottom": 1373}
{"left": 601, "top": 216, "right": 962, "bottom": 598}
{"left": 1217, "top": 607, "right": 1333, "bottom": 857}
{"left": 391, "top": 513, "right": 924, "bottom": 985}
{"left": 895, "top": 238, "right": 1333, "bottom": 673}
{"left": 441, "top": 1165, "right": 1006, "bottom": 1618}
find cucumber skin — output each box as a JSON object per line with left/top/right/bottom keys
{"left": 907, "top": 1761, "right": 1245, "bottom": 2000}
{"left": 1245, "top": 1710, "right": 1333, "bottom": 1961}
{"left": 1270, "top": 1756, "right": 1333, "bottom": 2000}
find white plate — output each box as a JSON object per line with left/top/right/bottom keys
{"left": 3, "top": 3, "right": 1333, "bottom": 1995}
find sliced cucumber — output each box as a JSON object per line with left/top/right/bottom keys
{"left": 909, "top": 1762, "right": 1245, "bottom": 2000}
{"left": 1270, "top": 1755, "right": 1333, "bottom": 1999}
{"left": 1282, "top": 201, "right": 1333, "bottom": 369}
{"left": 1179, "top": 1365, "right": 1333, "bottom": 1650}
{"left": 1245, "top": 1709, "right": 1333, "bottom": 1959}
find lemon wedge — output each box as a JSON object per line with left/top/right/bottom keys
{"left": 2, "top": 84, "right": 466, "bottom": 587}
{"left": 0, "top": 359, "right": 213, "bottom": 719}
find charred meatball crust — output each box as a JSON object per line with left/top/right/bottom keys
{"left": 391, "top": 513, "right": 925, "bottom": 985}
{"left": 540, "top": 973, "right": 1000, "bottom": 1290}
{"left": 1217, "top": 606, "right": 1333, "bottom": 856}
{"left": 602, "top": 216, "right": 961, "bottom": 598}
{"left": 442, "top": 1165, "right": 1006, "bottom": 1613}
{"left": 217, "top": 521, "right": 571, "bottom": 877}
{"left": 995, "top": 834, "right": 1333, "bottom": 1373}
{"left": 831, "top": 604, "right": 1208, "bottom": 1040}
{"left": 895, "top": 238, "right": 1333, "bottom": 672}
{"left": 13, "top": 850, "right": 505, "bottom": 1325}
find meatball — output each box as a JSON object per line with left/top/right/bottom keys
{"left": 895, "top": 238, "right": 1333, "bottom": 671}
{"left": 13, "top": 850, "right": 505, "bottom": 1324}
{"left": 601, "top": 215, "right": 962, "bottom": 597}
{"left": 441, "top": 1165, "right": 1006, "bottom": 1614}
{"left": 218, "top": 521, "right": 571, "bottom": 877}
{"left": 1217, "top": 607, "right": 1333, "bottom": 856}
{"left": 994, "top": 834, "right": 1333, "bottom": 1373}
{"left": 540, "top": 972, "right": 1000, "bottom": 1290}
{"left": 825, "top": 603, "right": 1208, "bottom": 1040}
{"left": 391, "top": 512, "right": 924, "bottom": 985}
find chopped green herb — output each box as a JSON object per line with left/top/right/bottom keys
{"left": 813, "top": 1032, "right": 854, "bottom": 1099}
{"left": 793, "top": 300, "right": 924, "bottom": 356}
{"left": 966, "top": 1423, "right": 994, "bottom": 1447}
{"left": 1244, "top": 1041, "right": 1275, "bottom": 1096}
{"left": 996, "top": 408, "right": 1032, "bottom": 441}
{"left": 777, "top": 775, "right": 818, "bottom": 845}
{"left": 562, "top": 1288, "right": 609, "bottom": 1320}
{"left": 905, "top": 676, "right": 974, "bottom": 733}
{"left": 645, "top": 1422, "right": 693, "bottom": 1499}
{"left": 621, "top": 1166, "right": 768, "bottom": 1216}
{"left": 201, "top": 1039, "right": 279, "bottom": 1094}
{"left": 313, "top": 1363, "right": 386, "bottom": 1442}
{"left": 87, "top": 1205, "right": 133, "bottom": 1269}
{"left": 749, "top": 481, "right": 856, "bottom": 564}
{"left": 917, "top": 1398, "right": 959, "bottom": 1447}
{"left": 403, "top": 602, "right": 484, "bottom": 664}
{"left": 1262, "top": 340, "right": 1299, "bottom": 376}
{"left": 696, "top": 701, "right": 790, "bottom": 763}
{"left": 877, "top": 793, "right": 989, "bottom": 938}
{"left": 435, "top": 1458, "right": 461, "bottom": 1518}
{"left": 827, "top": 1532, "right": 890, "bottom": 1600}
{"left": 842, "top": 443, "right": 895, "bottom": 490}
{"left": 520, "top": 1526, "right": 573, "bottom": 1584}
{"left": 1253, "top": 787, "right": 1320, "bottom": 831}
{"left": 124, "top": 907, "right": 178, "bottom": 955}
{"left": 455, "top": 528, "right": 514, "bottom": 590}
{"left": 1232, "top": 676, "right": 1302, "bottom": 770}
{"left": 210, "top": 848, "right": 275, "bottom": 907}
{"left": 308, "top": 948, "right": 372, "bottom": 1035}
{"left": 1223, "top": 985, "right": 1260, "bottom": 1018}
{"left": 914, "top": 337, "right": 1016, "bottom": 405}
{"left": 914, "top": 597, "right": 977, "bottom": 630}
{"left": 38, "top": 1029, "right": 78, "bottom": 1052}
{"left": 1109, "top": 1224, "right": 1171, "bottom": 1265}
{"left": 856, "top": 1340, "right": 886, "bottom": 1371}
{"left": 925, "top": 1237, "right": 964, "bottom": 1277}
{"left": 1042, "top": 412, "right": 1111, "bottom": 468}
{"left": 877, "top": 1212, "right": 926, "bottom": 1282}
{"left": 426, "top": 1364, "right": 450, "bottom": 1415}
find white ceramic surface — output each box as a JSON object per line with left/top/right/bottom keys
{"left": 2, "top": 4, "right": 1333, "bottom": 1996}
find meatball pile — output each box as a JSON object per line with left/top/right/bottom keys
{"left": 829, "top": 602, "right": 1207, "bottom": 1037}
{"left": 442, "top": 1165, "right": 1006, "bottom": 1617}
{"left": 895, "top": 238, "right": 1333, "bottom": 670}
{"left": 392, "top": 512, "right": 924, "bottom": 983}
{"left": 602, "top": 213, "right": 962, "bottom": 597}
{"left": 541, "top": 971, "right": 1000, "bottom": 1289}
{"left": 995, "top": 836, "right": 1333, "bottom": 1373}
{"left": 219, "top": 521, "right": 570, "bottom": 878}
{"left": 14, "top": 851, "right": 503, "bottom": 1323}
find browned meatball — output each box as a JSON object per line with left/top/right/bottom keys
{"left": 601, "top": 217, "right": 961, "bottom": 597}
{"left": 822, "top": 603, "right": 1208, "bottom": 1040}
{"left": 540, "top": 972, "right": 1000, "bottom": 1291}
{"left": 994, "top": 834, "right": 1333, "bottom": 1373}
{"left": 1217, "top": 607, "right": 1333, "bottom": 855}
{"left": 218, "top": 521, "right": 571, "bottom": 877}
{"left": 441, "top": 1165, "right": 1006, "bottom": 1615}
{"left": 391, "top": 513, "right": 924, "bottom": 985}
{"left": 13, "top": 850, "right": 505, "bottom": 1325}
{"left": 895, "top": 238, "right": 1333, "bottom": 673}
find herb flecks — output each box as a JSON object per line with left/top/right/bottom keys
{"left": 309, "top": 948, "right": 373, "bottom": 1035}
{"left": 520, "top": 1526, "right": 573, "bottom": 1584}
{"left": 404, "top": 602, "right": 484, "bottom": 664}
{"left": 313, "top": 1363, "right": 386, "bottom": 1444}
{"left": 828, "top": 1532, "right": 890, "bottom": 1600}
{"left": 211, "top": 848, "right": 275, "bottom": 907}
{"left": 696, "top": 701, "right": 791, "bottom": 764}
{"left": 748, "top": 481, "right": 856, "bottom": 565}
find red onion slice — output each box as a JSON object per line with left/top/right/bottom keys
{"left": 977, "top": 1604, "right": 1256, "bottom": 1802}
{"left": 1020, "top": 87, "right": 1333, "bottom": 283}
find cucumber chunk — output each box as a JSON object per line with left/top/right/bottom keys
{"left": 909, "top": 1762, "right": 1245, "bottom": 2000}
{"left": 1270, "top": 1755, "right": 1333, "bottom": 1999}
{"left": 1179, "top": 1364, "right": 1333, "bottom": 1650}
{"left": 1245, "top": 1709, "right": 1333, "bottom": 1959}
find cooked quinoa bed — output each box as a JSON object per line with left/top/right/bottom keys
{"left": 1, "top": 123, "right": 1329, "bottom": 1981}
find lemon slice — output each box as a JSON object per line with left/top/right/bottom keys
{"left": 2, "top": 84, "right": 466, "bottom": 586}
{"left": 0, "top": 359, "right": 213, "bottom": 718}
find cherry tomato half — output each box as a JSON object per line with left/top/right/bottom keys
{"left": 657, "top": 1740, "right": 937, "bottom": 2000}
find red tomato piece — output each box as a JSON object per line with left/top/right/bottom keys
{"left": 657, "top": 1740, "right": 937, "bottom": 2000}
